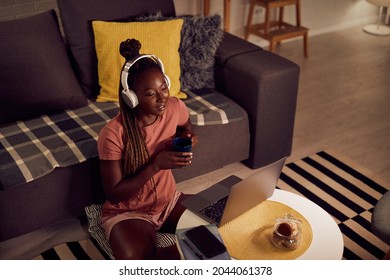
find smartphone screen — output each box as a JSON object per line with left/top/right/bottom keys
{"left": 185, "top": 225, "right": 227, "bottom": 258}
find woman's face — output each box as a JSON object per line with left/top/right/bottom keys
{"left": 133, "top": 68, "right": 169, "bottom": 122}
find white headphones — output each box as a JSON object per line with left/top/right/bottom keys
{"left": 120, "top": 54, "right": 171, "bottom": 108}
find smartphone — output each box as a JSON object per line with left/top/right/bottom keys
{"left": 185, "top": 225, "right": 227, "bottom": 258}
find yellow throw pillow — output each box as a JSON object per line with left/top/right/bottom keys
{"left": 92, "top": 19, "right": 186, "bottom": 102}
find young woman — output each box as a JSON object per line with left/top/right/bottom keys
{"left": 97, "top": 38, "right": 198, "bottom": 259}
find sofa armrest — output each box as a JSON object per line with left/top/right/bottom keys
{"left": 215, "top": 33, "right": 300, "bottom": 169}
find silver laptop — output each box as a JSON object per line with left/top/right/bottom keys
{"left": 181, "top": 157, "right": 286, "bottom": 227}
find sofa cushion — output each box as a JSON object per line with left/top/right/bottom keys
{"left": 136, "top": 13, "right": 224, "bottom": 90}
{"left": 0, "top": 10, "right": 87, "bottom": 125}
{"left": 57, "top": 0, "right": 176, "bottom": 98}
{"left": 215, "top": 32, "right": 262, "bottom": 65}
{"left": 0, "top": 89, "right": 246, "bottom": 189}
{"left": 92, "top": 19, "right": 185, "bottom": 102}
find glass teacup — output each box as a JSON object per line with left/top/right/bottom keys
{"left": 271, "top": 214, "right": 302, "bottom": 250}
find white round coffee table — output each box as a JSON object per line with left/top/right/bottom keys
{"left": 177, "top": 189, "right": 344, "bottom": 260}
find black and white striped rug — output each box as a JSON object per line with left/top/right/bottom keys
{"left": 32, "top": 150, "right": 389, "bottom": 260}
{"left": 31, "top": 238, "right": 111, "bottom": 260}
{"left": 279, "top": 150, "right": 389, "bottom": 260}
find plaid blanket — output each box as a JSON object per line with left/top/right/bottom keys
{"left": 0, "top": 89, "right": 245, "bottom": 189}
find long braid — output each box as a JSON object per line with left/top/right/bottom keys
{"left": 119, "top": 97, "right": 149, "bottom": 176}
{"left": 118, "top": 39, "right": 160, "bottom": 178}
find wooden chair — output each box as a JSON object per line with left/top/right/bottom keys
{"left": 204, "top": 0, "right": 231, "bottom": 32}
{"left": 245, "top": 0, "right": 308, "bottom": 57}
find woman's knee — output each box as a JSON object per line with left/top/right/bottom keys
{"left": 109, "top": 219, "right": 157, "bottom": 260}
{"left": 114, "top": 243, "right": 155, "bottom": 260}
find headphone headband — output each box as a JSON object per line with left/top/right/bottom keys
{"left": 121, "top": 54, "right": 165, "bottom": 91}
{"left": 120, "top": 54, "right": 170, "bottom": 108}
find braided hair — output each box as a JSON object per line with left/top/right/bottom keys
{"left": 118, "top": 38, "right": 162, "bottom": 177}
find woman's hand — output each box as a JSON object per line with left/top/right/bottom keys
{"left": 181, "top": 132, "right": 199, "bottom": 148}
{"left": 151, "top": 150, "right": 193, "bottom": 171}
{"left": 178, "top": 118, "right": 199, "bottom": 149}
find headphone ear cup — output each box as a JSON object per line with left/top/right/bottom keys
{"left": 121, "top": 88, "right": 139, "bottom": 108}
{"left": 164, "top": 74, "right": 171, "bottom": 89}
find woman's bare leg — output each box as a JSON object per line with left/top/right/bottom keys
{"left": 109, "top": 219, "right": 179, "bottom": 260}
{"left": 159, "top": 194, "right": 193, "bottom": 234}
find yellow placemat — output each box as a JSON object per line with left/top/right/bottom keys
{"left": 219, "top": 200, "right": 313, "bottom": 260}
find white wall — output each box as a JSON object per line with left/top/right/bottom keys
{"left": 174, "top": 0, "right": 379, "bottom": 46}
{"left": 1, "top": 0, "right": 380, "bottom": 47}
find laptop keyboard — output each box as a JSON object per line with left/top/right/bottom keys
{"left": 199, "top": 196, "right": 228, "bottom": 226}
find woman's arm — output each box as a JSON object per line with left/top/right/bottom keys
{"left": 100, "top": 150, "right": 193, "bottom": 204}
{"left": 100, "top": 159, "right": 158, "bottom": 204}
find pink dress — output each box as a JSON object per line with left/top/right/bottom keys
{"left": 97, "top": 97, "right": 189, "bottom": 239}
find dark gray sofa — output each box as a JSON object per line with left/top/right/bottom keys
{"left": 0, "top": 0, "right": 299, "bottom": 242}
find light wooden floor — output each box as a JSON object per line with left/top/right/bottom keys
{"left": 278, "top": 26, "right": 390, "bottom": 184}
{"left": 179, "top": 25, "right": 390, "bottom": 194}
{"left": 1, "top": 26, "right": 389, "bottom": 259}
